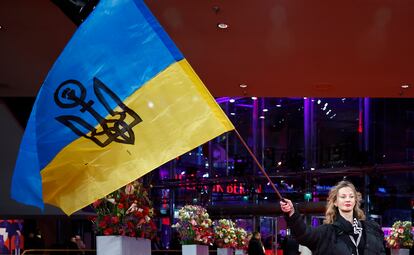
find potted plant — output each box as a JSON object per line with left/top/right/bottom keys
{"left": 172, "top": 205, "right": 213, "bottom": 255}
{"left": 234, "top": 227, "right": 249, "bottom": 255}
{"left": 213, "top": 219, "right": 237, "bottom": 255}
{"left": 90, "top": 181, "right": 156, "bottom": 255}
{"left": 386, "top": 221, "right": 413, "bottom": 255}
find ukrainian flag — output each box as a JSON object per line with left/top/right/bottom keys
{"left": 11, "top": 0, "right": 234, "bottom": 215}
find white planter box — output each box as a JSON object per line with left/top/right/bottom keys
{"left": 391, "top": 249, "right": 410, "bottom": 255}
{"left": 235, "top": 249, "right": 246, "bottom": 255}
{"left": 182, "top": 244, "right": 209, "bottom": 255}
{"left": 96, "top": 236, "right": 151, "bottom": 255}
{"left": 217, "top": 247, "right": 233, "bottom": 255}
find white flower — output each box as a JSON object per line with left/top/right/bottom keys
{"left": 124, "top": 184, "right": 135, "bottom": 194}
{"left": 105, "top": 198, "right": 115, "bottom": 204}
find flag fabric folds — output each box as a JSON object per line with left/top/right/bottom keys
{"left": 11, "top": 0, "right": 234, "bottom": 215}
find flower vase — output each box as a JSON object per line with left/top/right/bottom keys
{"left": 96, "top": 236, "right": 151, "bottom": 255}
{"left": 235, "top": 249, "right": 247, "bottom": 255}
{"left": 182, "top": 244, "right": 209, "bottom": 255}
{"left": 391, "top": 249, "right": 410, "bottom": 255}
{"left": 217, "top": 247, "right": 233, "bottom": 255}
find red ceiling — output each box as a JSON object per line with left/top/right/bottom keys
{"left": 1, "top": 0, "right": 414, "bottom": 97}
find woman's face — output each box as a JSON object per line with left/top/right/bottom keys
{"left": 334, "top": 186, "right": 356, "bottom": 213}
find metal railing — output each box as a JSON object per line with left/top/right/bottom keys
{"left": 21, "top": 249, "right": 95, "bottom": 255}
{"left": 20, "top": 249, "right": 219, "bottom": 255}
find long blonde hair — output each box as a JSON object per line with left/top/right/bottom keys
{"left": 324, "top": 180, "right": 365, "bottom": 224}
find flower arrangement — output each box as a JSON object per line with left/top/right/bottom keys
{"left": 90, "top": 181, "right": 156, "bottom": 239}
{"left": 213, "top": 219, "right": 237, "bottom": 248}
{"left": 234, "top": 227, "right": 248, "bottom": 250}
{"left": 386, "top": 221, "right": 413, "bottom": 249}
{"left": 172, "top": 205, "right": 214, "bottom": 245}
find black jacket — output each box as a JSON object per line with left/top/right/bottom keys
{"left": 248, "top": 238, "right": 266, "bottom": 255}
{"left": 286, "top": 212, "right": 385, "bottom": 255}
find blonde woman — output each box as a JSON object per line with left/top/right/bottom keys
{"left": 280, "top": 180, "right": 385, "bottom": 255}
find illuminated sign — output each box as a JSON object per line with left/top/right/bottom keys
{"left": 174, "top": 174, "right": 262, "bottom": 195}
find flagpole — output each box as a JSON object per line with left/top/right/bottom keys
{"left": 233, "top": 129, "right": 284, "bottom": 200}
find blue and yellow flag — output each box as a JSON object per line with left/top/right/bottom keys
{"left": 11, "top": 0, "right": 234, "bottom": 215}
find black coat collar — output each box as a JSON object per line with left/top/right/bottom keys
{"left": 333, "top": 214, "right": 354, "bottom": 234}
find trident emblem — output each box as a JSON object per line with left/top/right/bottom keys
{"left": 54, "top": 77, "right": 142, "bottom": 147}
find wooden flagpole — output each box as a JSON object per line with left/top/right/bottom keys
{"left": 234, "top": 129, "right": 284, "bottom": 200}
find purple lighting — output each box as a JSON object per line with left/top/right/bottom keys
{"left": 216, "top": 97, "right": 242, "bottom": 104}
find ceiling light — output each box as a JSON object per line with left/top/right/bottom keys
{"left": 262, "top": 108, "right": 268, "bottom": 112}
{"left": 239, "top": 84, "right": 247, "bottom": 88}
{"left": 230, "top": 112, "right": 235, "bottom": 116}
{"left": 276, "top": 104, "right": 282, "bottom": 107}
{"left": 401, "top": 84, "right": 411, "bottom": 89}
{"left": 317, "top": 100, "right": 321, "bottom": 105}
{"left": 251, "top": 96, "right": 257, "bottom": 100}
{"left": 217, "top": 23, "right": 229, "bottom": 29}
{"left": 229, "top": 99, "right": 235, "bottom": 103}
{"left": 259, "top": 116, "right": 265, "bottom": 119}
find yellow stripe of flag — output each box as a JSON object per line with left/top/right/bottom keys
{"left": 41, "top": 59, "right": 234, "bottom": 215}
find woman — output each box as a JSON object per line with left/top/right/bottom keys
{"left": 280, "top": 180, "right": 385, "bottom": 255}
{"left": 248, "top": 231, "right": 266, "bottom": 255}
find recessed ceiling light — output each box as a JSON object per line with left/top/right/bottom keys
{"left": 251, "top": 96, "right": 257, "bottom": 100}
{"left": 401, "top": 84, "right": 411, "bottom": 89}
{"left": 217, "top": 23, "right": 229, "bottom": 29}
{"left": 229, "top": 99, "right": 235, "bottom": 103}
{"left": 262, "top": 108, "right": 268, "bottom": 112}
{"left": 239, "top": 84, "right": 247, "bottom": 88}
{"left": 276, "top": 104, "right": 282, "bottom": 107}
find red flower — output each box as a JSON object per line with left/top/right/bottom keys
{"left": 111, "top": 216, "right": 119, "bottom": 224}
{"left": 142, "top": 207, "right": 149, "bottom": 215}
{"left": 104, "top": 228, "right": 114, "bottom": 235}
{"left": 103, "top": 215, "right": 111, "bottom": 222}
{"left": 127, "top": 221, "right": 135, "bottom": 229}
{"left": 118, "top": 203, "right": 124, "bottom": 209}
{"left": 92, "top": 200, "right": 102, "bottom": 208}
{"left": 98, "top": 220, "right": 107, "bottom": 228}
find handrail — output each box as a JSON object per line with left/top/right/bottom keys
{"left": 21, "top": 249, "right": 95, "bottom": 255}
{"left": 19, "top": 249, "right": 222, "bottom": 255}
{"left": 20, "top": 249, "right": 219, "bottom": 255}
